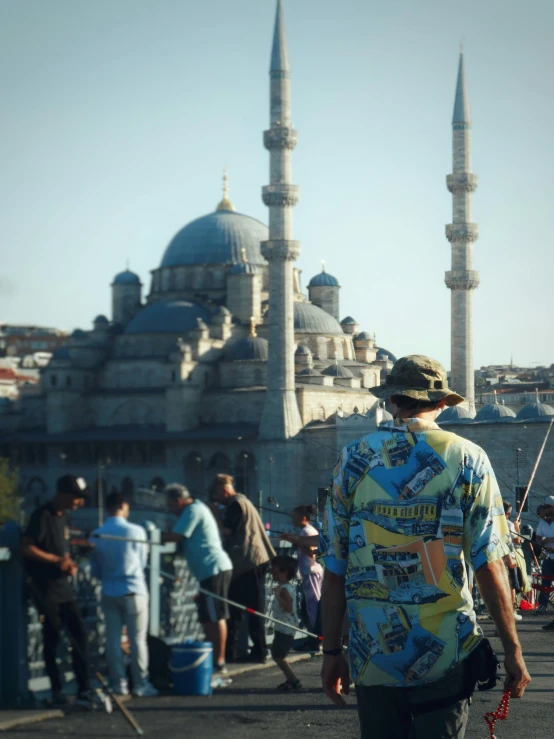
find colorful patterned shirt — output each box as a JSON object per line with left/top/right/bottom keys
{"left": 320, "top": 418, "right": 512, "bottom": 687}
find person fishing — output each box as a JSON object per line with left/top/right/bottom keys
{"left": 284, "top": 505, "right": 323, "bottom": 651}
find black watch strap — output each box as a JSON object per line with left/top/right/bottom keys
{"left": 322, "top": 647, "right": 343, "bottom": 656}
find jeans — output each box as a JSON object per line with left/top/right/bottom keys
{"left": 40, "top": 599, "right": 90, "bottom": 695}
{"left": 356, "top": 661, "right": 470, "bottom": 739}
{"left": 102, "top": 594, "right": 149, "bottom": 690}
{"left": 539, "top": 557, "right": 554, "bottom": 606}
{"left": 226, "top": 565, "right": 267, "bottom": 660}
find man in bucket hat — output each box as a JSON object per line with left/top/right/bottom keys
{"left": 320, "top": 355, "right": 530, "bottom": 739}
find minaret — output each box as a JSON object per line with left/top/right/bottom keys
{"left": 259, "top": 0, "right": 302, "bottom": 439}
{"left": 445, "top": 50, "right": 479, "bottom": 411}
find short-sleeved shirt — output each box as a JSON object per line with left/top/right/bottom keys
{"left": 537, "top": 519, "right": 554, "bottom": 560}
{"left": 272, "top": 582, "right": 298, "bottom": 635}
{"left": 23, "top": 502, "right": 74, "bottom": 603}
{"left": 173, "top": 500, "right": 232, "bottom": 583}
{"left": 297, "top": 524, "right": 324, "bottom": 579}
{"left": 320, "top": 418, "right": 512, "bottom": 688}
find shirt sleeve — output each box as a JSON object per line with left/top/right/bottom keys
{"left": 223, "top": 500, "right": 243, "bottom": 533}
{"left": 89, "top": 547, "right": 101, "bottom": 579}
{"left": 134, "top": 526, "right": 148, "bottom": 569}
{"left": 319, "top": 450, "right": 352, "bottom": 577}
{"left": 173, "top": 506, "right": 198, "bottom": 539}
{"left": 462, "top": 452, "right": 513, "bottom": 572}
{"left": 23, "top": 509, "right": 43, "bottom": 544}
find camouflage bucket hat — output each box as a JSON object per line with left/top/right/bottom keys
{"left": 369, "top": 355, "right": 464, "bottom": 407}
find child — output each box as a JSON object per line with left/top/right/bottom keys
{"left": 270, "top": 555, "right": 302, "bottom": 690}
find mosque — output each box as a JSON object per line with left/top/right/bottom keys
{"left": 1, "top": 1, "right": 552, "bottom": 519}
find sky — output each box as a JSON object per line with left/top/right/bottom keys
{"left": 1, "top": 0, "right": 553, "bottom": 370}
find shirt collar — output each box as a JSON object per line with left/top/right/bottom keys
{"left": 379, "top": 418, "right": 441, "bottom": 433}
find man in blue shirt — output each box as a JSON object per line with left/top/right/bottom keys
{"left": 164, "top": 483, "right": 233, "bottom": 673}
{"left": 90, "top": 493, "right": 157, "bottom": 697}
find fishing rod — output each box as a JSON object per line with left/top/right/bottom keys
{"left": 515, "top": 418, "right": 554, "bottom": 525}
{"left": 157, "top": 567, "right": 322, "bottom": 642}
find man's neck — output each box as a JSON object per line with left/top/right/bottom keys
{"left": 395, "top": 410, "right": 441, "bottom": 423}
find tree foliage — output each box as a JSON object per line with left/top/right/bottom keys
{"left": 0, "top": 458, "right": 20, "bottom": 523}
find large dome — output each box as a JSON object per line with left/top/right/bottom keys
{"left": 294, "top": 302, "right": 344, "bottom": 335}
{"left": 160, "top": 210, "right": 268, "bottom": 268}
{"left": 124, "top": 300, "right": 211, "bottom": 334}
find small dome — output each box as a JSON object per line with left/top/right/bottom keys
{"left": 297, "top": 368, "right": 322, "bottom": 376}
{"left": 517, "top": 400, "right": 554, "bottom": 420}
{"left": 376, "top": 347, "right": 398, "bottom": 364}
{"left": 225, "top": 336, "right": 269, "bottom": 362}
{"left": 340, "top": 316, "right": 357, "bottom": 325}
{"left": 295, "top": 345, "right": 311, "bottom": 355}
{"left": 215, "top": 305, "right": 231, "bottom": 316}
{"left": 51, "top": 347, "right": 71, "bottom": 360}
{"left": 94, "top": 315, "right": 109, "bottom": 325}
{"left": 322, "top": 363, "right": 354, "bottom": 378}
{"left": 308, "top": 271, "right": 339, "bottom": 288}
{"left": 160, "top": 210, "right": 268, "bottom": 268}
{"left": 294, "top": 302, "right": 344, "bottom": 335}
{"left": 125, "top": 300, "right": 211, "bottom": 335}
{"left": 113, "top": 269, "right": 141, "bottom": 286}
{"left": 378, "top": 404, "right": 393, "bottom": 422}
{"left": 71, "top": 329, "right": 87, "bottom": 339}
{"left": 229, "top": 261, "right": 260, "bottom": 275}
{"left": 474, "top": 399, "right": 516, "bottom": 422}
{"left": 439, "top": 405, "right": 476, "bottom": 423}
{"left": 355, "top": 331, "right": 373, "bottom": 342}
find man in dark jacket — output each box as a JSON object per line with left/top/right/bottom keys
{"left": 210, "top": 474, "right": 276, "bottom": 663}
{"left": 21, "top": 475, "right": 93, "bottom": 707}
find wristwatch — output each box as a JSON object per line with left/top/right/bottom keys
{"left": 322, "top": 647, "right": 343, "bottom": 656}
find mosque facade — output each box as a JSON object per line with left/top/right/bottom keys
{"left": 1, "top": 2, "right": 552, "bottom": 522}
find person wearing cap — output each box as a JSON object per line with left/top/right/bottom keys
{"left": 90, "top": 492, "right": 158, "bottom": 697}
{"left": 164, "top": 483, "right": 233, "bottom": 674}
{"left": 21, "top": 475, "right": 93, "bottom": 707}
{"left": 319, "top": 355, "right": 530, "bottom": 739}
{"left": 536, "top": 495, "right": 554, "bottom": 624}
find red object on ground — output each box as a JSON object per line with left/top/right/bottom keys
{"left": 484, "top": 691, "right": 510, "bottom": 738}
{"left": 518, "top": 598, "right": 537, "bottom": 611}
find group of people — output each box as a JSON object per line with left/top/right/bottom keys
{"left": 20, "top": 471, "right": 324, "bottom": 703}
{"left": 19, "top": 352, "right": 554, "bottom": 738}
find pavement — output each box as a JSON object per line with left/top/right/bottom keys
{"left": 2, "top": 615, "right": 553, "bottom": 738}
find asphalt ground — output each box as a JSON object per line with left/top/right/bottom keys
{"left": 5, "top": 614, "right": 554, "bottom": 739}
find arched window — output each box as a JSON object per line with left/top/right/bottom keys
{"left": 184, "top": 452, "right": 204, "bottom": 497}
{"left": 121, "top": 477, "right": 134, "bottom": 500}
{"left": 210, "top": 452, "right": 231, "bottom": 473}
{"left": 235, "top": 451, "right": 255, "bottom": 499}
{"left": 149, "top": 476, "right": 166, "bottom": 494}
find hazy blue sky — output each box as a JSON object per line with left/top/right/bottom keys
{"left": 1, "top": 0, "right": 552, "bottom": 369}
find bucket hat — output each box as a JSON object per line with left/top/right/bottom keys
{"left": 369, "top": 355, "right": 464, "bottom": 407}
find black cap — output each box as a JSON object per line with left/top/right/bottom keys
{"left": 57, "top": 475, "right": 90, "bottom": 498}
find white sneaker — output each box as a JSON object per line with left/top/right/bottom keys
{"left": 132, "top": 682, "right": 158, "bottom": 698}
{"left": 514, "top": 613, "right": 523, "bottom": 622}
{"left": 111, "top": 680, "right": 129, "bottom": 696}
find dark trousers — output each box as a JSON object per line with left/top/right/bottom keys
{"left": 41, "top": 599, "right": 90, "bottom": 694}
{"left": 356, "top": 661, "right": 470, "bottom": 739}
{"left": 539, "top": 557, "right": 554, "bottom": 606}
{"left": 226, "top": 565, "right": 267, "bottom": 660}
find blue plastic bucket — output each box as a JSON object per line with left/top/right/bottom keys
{"left": 170, "top": 641, "right": 213, "bottom": 696}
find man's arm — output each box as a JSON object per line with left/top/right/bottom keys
{"left": 475, "top": 559, "right": 531, "bottom": 698}
{"left": 20, "top": 538, "right": 75, "bottom": 573}
{"left": 321, "top": 570, "right": 349, "bottom": 706}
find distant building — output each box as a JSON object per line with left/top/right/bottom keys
{"left": 0, "top": 325, "right": 67, "bottom": 358}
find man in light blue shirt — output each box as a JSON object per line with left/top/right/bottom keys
{"left": 90, "top": 492, "right": 157, "bottom": 697}
{"left": 164, "top": 483, "right": 233, "bottom": 673}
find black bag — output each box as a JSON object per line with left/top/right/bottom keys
{"left": 466, "top": 638, "right": 500, "bottom": 692}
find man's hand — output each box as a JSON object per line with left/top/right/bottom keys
{"left": 504, "top": 648, "right": 531, "bottom": 698}
{"left": 59, "top": 555, "right": 77, "bottom": 575}
{"left": 321, "top": 653, "right": 350, "bottom": 707}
